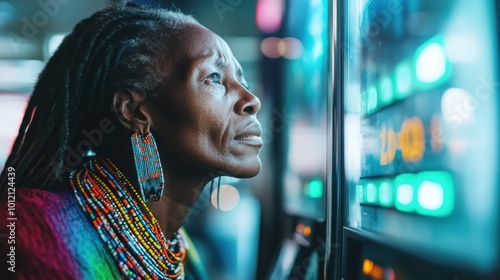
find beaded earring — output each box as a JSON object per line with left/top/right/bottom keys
{"left": 131, "top": 132, "right": 164, "bottom": 202}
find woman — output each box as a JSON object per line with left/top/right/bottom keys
{"left": 0, "top": 2, "right": 262, "bottom": 279}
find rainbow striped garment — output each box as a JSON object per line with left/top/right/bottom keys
{"left": 0, "top": 188, "right": 207, "bottom": 280}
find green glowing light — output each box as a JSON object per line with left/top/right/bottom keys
{"left": 395, "top": 174, "right": 418, "bottom": 212}
{"left": 413, "top": 35, "right": 451, "bottom": 89}
{"left": 357, "top": 171, "right": 454, "bottom": 217}
{"left": 306, "top": 179, "right": 323, "bottom": 198}
{"left": 378, "top": 76, "right": 394, "bottom": 106}
{"left": 378, "top": 180, "right": 394, "bottom": 207}
{"left": 415, "top": 171, "right": 454, "bottom": 217}
{"left": 394, "top": 60, "right": 412, "bottom": 98}
{"left": 366, "top": 182, "right": 378, "bottom": 204}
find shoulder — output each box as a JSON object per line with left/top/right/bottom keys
{"left": 0, "top": 188, "right": 121, "bottom": 279}
{"left": 0, "top": 188, "right": 83, "bottom": 237}
{"left": 2, "top": 187, "right": 76, "bottom": 213}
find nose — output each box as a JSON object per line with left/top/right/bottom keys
{"left": 236, "top": 87, "right": 261, "bottom": 115}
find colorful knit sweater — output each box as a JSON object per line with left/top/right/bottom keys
{"left": 0, "top": 188, "right": 207, "bottom": 280}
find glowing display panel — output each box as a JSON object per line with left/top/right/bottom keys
{"left": 343, "top": 0, "right": 499, "bottom": 273}
{"left": 281, "top": 0, "right": 329, "bottom": 220}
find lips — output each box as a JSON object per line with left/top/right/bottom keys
{"left": 234, "top": 134, "right": 261, "bottom": 140}
{"left": 234, "top": 123, "right": 263, "bottom": 146}
{"left": 234, "top": 131, "right": 261, "bottom": 140}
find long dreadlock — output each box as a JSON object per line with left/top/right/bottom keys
{"left": 0, "top": 3, "right": 198, "bottom": 194}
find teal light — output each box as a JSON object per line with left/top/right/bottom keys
{"left": 306, "top": 179, "right": 323, "bottom": 198}
{"left": 378, "top": 76, "right": 394, "bottom": 106}
{"left": 394, "top": 60, "right": 412, "bottom": 98}
{"left": 357, "top": 171, "right": 454, "bottom": 217}
{"left": 358, "top": 178, "right": 393, "bottom": 207}
{"left": 413, "top": 35, "right": 451, "bottom": 89}
{"left": 415, "top": 171, "right": 454, "bottom": 217}
{"left": 395, "top": 174, "right": 418, "bottom": 212}
{"left": 365, "top": 182, "right": 378, "bottom": 204}
{"left": 378, "top": 180, "right": 394, "bottom": 207}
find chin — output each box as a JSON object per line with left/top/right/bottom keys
{"left": 226, "top": 158, "right": 262, "bottom": 178}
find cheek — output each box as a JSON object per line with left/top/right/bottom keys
{"left": 175, "top": 111, "right": 229, "bottom": 159}
{"left": 152, "top": 93, "right": 234, "bottom": 165}
{"left": 196, "top": 101, "right": 233, "bottom": 146}
{"left": 188, "top": 115, "right": 236, "bottom": 171}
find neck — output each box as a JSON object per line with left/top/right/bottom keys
{"left": 146, "top": 165, "right": 212, "bottom": 240}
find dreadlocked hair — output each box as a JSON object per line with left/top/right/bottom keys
{"left": 0, "top": 3, "right": 198, "bottom": 194}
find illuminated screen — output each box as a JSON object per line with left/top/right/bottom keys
{"left": 282, "top": 0, "right": 329, "bottom": 220}
{"left": 344, "top": 0, "right": 499, "bottom": 273}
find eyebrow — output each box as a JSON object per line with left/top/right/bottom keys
{"left": 215, "top": 59, "right": 227, "bottom": 69}
{"left": 215, "top": 58, "right": 244, "bottom": 78}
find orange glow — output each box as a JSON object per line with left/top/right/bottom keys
{"left": 362, "top": 259, "right": 374, "bottom": 275}
{"left": 400, "top": 117, "right": 425, "bottom": 162}
{"left": 362, "top": 259, "right": 388, "bottom": 280}
{"left": 372, "top": 265, "right": 384, "bottom": 279}
{"left": 303, "top": 226, "right": 312, "bottom": 236}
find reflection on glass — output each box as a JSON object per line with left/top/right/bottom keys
{"left": 343, "top": 0, "right": 499, "bottom": 272}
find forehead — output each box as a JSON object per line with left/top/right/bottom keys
{"left": 174, "top": 24, "right": 242, "bottom": 71}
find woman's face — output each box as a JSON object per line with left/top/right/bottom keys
{"left": 148, "top": 24, "right": 262, "bottom": 178}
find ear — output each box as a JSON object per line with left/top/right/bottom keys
{"left": 112, "top": 88, "right": 152, "bottom": 134}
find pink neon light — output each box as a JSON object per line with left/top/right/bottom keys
{"left": 256, "top": 0, "right": 283, "bottom": 33}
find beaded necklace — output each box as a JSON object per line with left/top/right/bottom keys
{"left": 70, "top": 155, "right": 186, "bottom": 280}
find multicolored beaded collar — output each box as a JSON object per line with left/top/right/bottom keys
{"left": 70, "top": 154, "right": 187, "bottom": 280}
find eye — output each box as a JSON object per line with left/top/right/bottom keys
{"left": 207, "top": 73, "right": 222, "bottom": 85}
